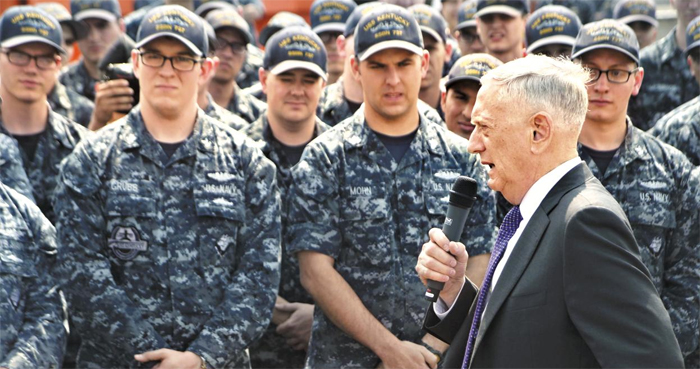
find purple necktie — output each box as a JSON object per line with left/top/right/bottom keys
{"left": 462, "top": 205, "right": 523, "bottom": 369}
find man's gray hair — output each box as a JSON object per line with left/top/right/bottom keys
{"left": 481, "top": 55, "right": 590, "bottom": 131}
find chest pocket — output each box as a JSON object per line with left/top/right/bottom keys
{"left": 624, "top": 185, "right": 676, "bottom": 261}
{"left": 194, "top": 172, "right": 245, "bottom": 274}
{"left": 339, "top": 184, "right": 390, "bottom": 266}
{"left": 105, "top": 179, "right": 157, "bottom": 218}
{"left": 424, "top": 173, "right": 455, "bottom": 221}
{"left": 0, "top": 239, "right": 37, "bottom": 316}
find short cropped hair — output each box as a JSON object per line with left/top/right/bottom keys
{"left": 481, "top": 55, "right": 590, "bottom": 132}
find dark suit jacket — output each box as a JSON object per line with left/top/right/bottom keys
{"left": 424, "top": 163, "right": 684, "bottom": 368}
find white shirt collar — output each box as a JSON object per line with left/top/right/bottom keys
{"left": 518, "top": 157, "right": 583, "bottom": 223}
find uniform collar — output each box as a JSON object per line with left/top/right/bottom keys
{"left": 578, "top": 117, "right": 650, "bottom": 178}
{"left": 343, "top": 109, "right": 445, "bottom": 156}
{"left": 48, "top": 109, "right": 80, "bottom": 149}
{"left": 657, "top": 27, "right": 680, "bottom": 65}
{"left": 120, "top": 106, "right": 214, "bottom": 165}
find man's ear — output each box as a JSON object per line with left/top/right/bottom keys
{"left": 420, "top": 50, "right": 430, "bottom": 78}
{"left": 530, "top": 111, "right": 552, "bottom": 154}
{"left": 445, "top": 41, "right": 453, "bottom": 60}
{"left": 131, "top": 49, "right": 141, "bottom": 79}
{"left": 440, "top": 90, "right": 447, "bottom": 113}
{"left": 198, "top": 57, "right": 215, "bottom": 84}
{"left": 350, "top": 55, "right": 361, "bottom": 82}
{"left": 259, "top": 67, "right": 269, "bottom": 94}
{"left": 631, "top": 67, "right": 644, "bottom": 96}
{"left": 337, "top": 35, "right": 347, "bottom": 59}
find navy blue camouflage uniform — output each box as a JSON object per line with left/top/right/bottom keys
{"left": 0, "top": 183, "right": 67, "bottom": 369}
{"left": 245, "top": 114, "right": 329, "bottom": 369}
{"left": 287, "top": 110, "right": 497, "bottom": 367}
{"left": 0, "top": 134, "right": 34, "bottom": 202}
{"left": 627, "top": 28, "right": 700, "bottom": 130}
{"left": 48, "top": 81, "right": 95, "bottom": 127}
{"left": 225, "top": 85, "right": 267, "bottom": 124}
{"left": 59, "top": 60, "right": 98, "bottom": 101}
{"left": 236, "top": 44, "right": 264, "bottom": 90}
{"left": 203, "top": 93, "right": 249, "bottom": 131}
{"left": 648, "top": 95, "right": 700, "bottom": 165}
{"left": 0, "top": 109, "right": 89, "bottom": 223}
{"left": 53, "top": 106, "right": 282, "bottom": 368}
{"left": 578, "top": 120, "right": 700, "bottom": 364}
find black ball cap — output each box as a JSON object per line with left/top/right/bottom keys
{"left": 571, "top": 19, "right": 640, "bottom": 65}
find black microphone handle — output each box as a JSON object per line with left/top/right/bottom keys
{"left": 424, "top": 204, "right": 472, "bottom": 302}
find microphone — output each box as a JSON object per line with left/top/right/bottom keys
{"left": 424, "top": 176, "right": 477, "bottom": 302}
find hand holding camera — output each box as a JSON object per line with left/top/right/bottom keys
{"left": 88, "top": 63, "right": 139, "bottom": 131}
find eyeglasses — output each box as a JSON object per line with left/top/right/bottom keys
{"left": 319, "top": 31, "right": 342, "bottom": 44}
{"left": 138, "top": 51, "right": 202, "bottom": 71}
{"left": 1, "top": 49, "right": 57, "bottom": 70}
{"left": 216, "top": 39, "right": 247, "bottom": 55}
{"left": 587, "top": 67, "right": 639, "bottom": 84}
{"left": 458, "top": 30, "right": 480, "bottom": 44}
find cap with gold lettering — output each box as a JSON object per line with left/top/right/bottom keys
{"left": 354, "top": 4, "right": 423, "bottom": 62}
{"left": 0, "top": 6, "right": 65, "bottom": 54}
{"left": 526, "top": 5, "right": 582, "bottom": 54}
{"left": 310, "top": 0, "right": 356, "bottom": 35}
{"left": 343, "top": 2, "right": 381, "bottom": 38}
{"left": 456, "top": 0, "right": 478, "bottom": 31}
{"left": 263, "top": 26, "right": 327, "bottom": 80}
{"left": 205, "top": 7, "right": 252, "bottom": 44}
{"left": 614, "top": 0, "right": 658, "bottom": 28}
{"left": 685, "top": 15, "right": 700, "bottom": 56}
{"left": 135, "top": 5, "right": 208, "bottom": 56}
{"left": 70, "top": 0, "right": 121, "bottom": 22}
{"left": 259, "top": 12, "right": 309, "bottom": 48}
{"left": 444, "top": 53, "right": 502, "bottom": 90}
{"left": 409, "top": 4, "right": 448, "bottom": 43}
{"left": 572, "top": 19, "right": 640, "bottom": 64}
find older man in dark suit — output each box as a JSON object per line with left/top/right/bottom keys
{"left": 415, "top": 54, "right": 684, "bottom": 368}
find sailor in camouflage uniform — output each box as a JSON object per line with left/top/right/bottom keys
{"left": 649, "top": 15, "right": 700, "bottom": 166}
{"left": 0, "top": 6, "right": 90, "bottom": 224}
{"left": 54, "top": 7, "right": 281, "bottom": 369}
{"left": 626, "top": 0, "right": 700, "bottom": 130}
{"left": 205, "top": 8, "right": 266, "bottom": 124}
{"left": 47, "top": 80, "right": 94, "bottom": 128}
{"left": 36, "top": 2, "right": 95, "bottom": 127}
{"left": 0, "top": 183, "right": 67, "bottom": 369}
{"left": 59, "top": 0, "right": 124, "bottom": 102}
{"left": 199, "top": 20, "right": 250, "bottom": 131}
{"left": 309, "top": 0, "right": 356, "bottom": 85}
{"left": 239, "top": 12, "right": 313, "bottom": 102}
{"left": 572, "top": 21, "right": 700, "bottom": 367}
{"left": 288, "top": 7, "right": 497, "bottom": 367}
{"left": 410, "top": 4, "right": 452, "bottom": 120}
{"left": 317, "top": 2, "right": 446, "bottom": 127}
{"left": 245, "top": 27, "right": 330, "bottom": 369}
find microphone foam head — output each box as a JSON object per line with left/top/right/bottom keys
{"left": 449, "top": 176, "right": 477, "bottom": 208}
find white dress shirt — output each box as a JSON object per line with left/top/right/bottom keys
{"left": 435, "top": 157, "right": 583, "bottom": 318}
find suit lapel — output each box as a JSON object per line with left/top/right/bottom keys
{"left": 471, "top": 163, "right": 593, "bottom": 361}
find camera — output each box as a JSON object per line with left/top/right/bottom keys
{"left": 103, "top": 63, "right": 140, "bottom": 114}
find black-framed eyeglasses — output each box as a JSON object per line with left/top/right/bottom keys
{"left": 2, "top": 49, "right": 57, "bottom": 70}
{"left": 588, "top": 67, "right": 639, "bottom": 84}
{"left": 138, "top": 51, "right": 202, "bottom": 71}
{"left": 215, "top": 39, "right": 247, "bottom": 55}
{"left": 318, "top": 31, "right": 342, "bottom": 44}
